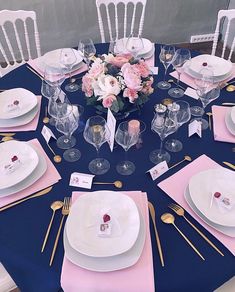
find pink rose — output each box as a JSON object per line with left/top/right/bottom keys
{"left": 133, "top": 60, "right": 150, "bottom": 78}
{"left": 82, "top": 73, "right": 93, "bottom": 97}
{"left": 121, "top": 63, "right": 142, "bottom": 91}
{"left": 102, "top": 94, "right": 116, "bottom": 108}
{"left": 123, "top": 88, "right": 138, "bottom": 103}
{"left": 89, "top": 60, "right": 105, "bottom": 79}
{"left": 109, "top": 53, "right": 132, "bottom": 68}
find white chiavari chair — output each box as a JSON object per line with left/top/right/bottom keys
{"left": 0, "top": 10, "right": 41, "bottom": 77}
{"left": 212, "top": 9, "right": 235, "bottom": 61}
{"left": 95, "top": 0, "right": 147, "bottom": 43}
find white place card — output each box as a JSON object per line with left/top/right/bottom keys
{"left": 106, "top": 108, "right": 116, "bottom": 152}
{"left": 41, "top": 125, "right": 57, "bottom": 143}
{"left": 150, "top": 66, "right": 159, "bottom": 75}
{"left": 184, "top": 87, "right": 199, "bottom": 100}
{"left": 147, "top": 160, "right": 169, "bottom": 180}
{"left": 69, "top": 172, "right": 95, "bottom": 189}
{"left": 188, "top": 120, "right": 202, "bottom": 138}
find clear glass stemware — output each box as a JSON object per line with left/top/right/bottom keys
{"left": 78, "top": 38, "right": 96, "bottom": 69}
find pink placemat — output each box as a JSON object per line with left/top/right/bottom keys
{"left": 0, "top": 96, "right": 42, "bottom": 132}
{"left": 212, "top": 105, "right": 235, "bottom": 143}
{"left": 61, "top": 191, "right": 155, "bottom": 292}
{"left": 27, "top": 59, "right": 87, "bottom": 81}
{"left": 170, "top": 64, "right": 235, "bottom": 89}
{"left": 0, "top": 138, "right": 61, "bottom": 207}
{"left": 158, "top": 154, "right": 235, "bottom": 256}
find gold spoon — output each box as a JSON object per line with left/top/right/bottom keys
{"left": 43, "top": 106, "right": 49, "bottom": 124}
{"left": 0, "top": 133, "right": 16, "bottom": 137}
{"left": 41, "top": 200, "right": 64, "bottom": 252}
{"left": 47, "top": 143, "right": 62, "bottom": 163}
{"left": 206, "top": 112, "right": 213, "bottom": 130}
{"left": 93, "top": 180, "right": 123, "bottom": 188}
{"left": 0, "top": 136, "right": 14, "bottom": 142}
{"left": 161, "top": 213, "right": 205, "bottom": 260}
{"left": 168, "top": 155, "right": 192, "bottom": 171}
{"left": 168, "top": 79, "right": 185, "bottom": 90}
{"left": 161, "top": 98, "right": 173, "bottom": 106}
{"left": 226, "top": 85, "right": 235, "bottom": 92}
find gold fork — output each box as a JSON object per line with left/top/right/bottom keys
{"left": 168, "top": 203, "right": 224, "bottom": 256}
{"left": 49, "top": 197, "right": 71, "bottom": 266}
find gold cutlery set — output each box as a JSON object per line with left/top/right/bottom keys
{"left": 41, "top": 197, "right": 71, "bottom": 266}
{"left": 148, "top": 201, "right": 224, "bottom": 266}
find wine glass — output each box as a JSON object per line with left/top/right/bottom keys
{"left": 157, "top": 45, "right": 175, "bottom": 90}
{"left": 168, "top": 48, "right": 191, "bottom": 98}
{"left": 191, "top": 68, "right": 220, "bottom": 130}
{"left": 78, "top": 38, "right": 96, "bottom": 68}
{"left": 165, "top": 100, "right": 191, "bottom": 152}
{"left": 149, "top": 104, "right": 178, "bottom": 164}
{"left": 115, "top": 120, "right": 146, "bottom": 175}
{"left": 60, "top": 48, "right": 79, "bottom": 92}
{"left": 83, "top": 116, "right": 110, "bottom": 175}
{"left": 125, "top": 33, "right": 144, "bottom": 59}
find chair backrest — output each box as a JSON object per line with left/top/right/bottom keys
{"left": 96, "top": 0, "right": 147, "bottom": 43}
{"left": 212, "top": 9, "right": 235, "bottom": 60}
{"left": 0, "top": 10, "right": 41, "bottom": 76}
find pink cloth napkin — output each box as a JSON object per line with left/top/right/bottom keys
{"left": 27, "top": 59, "right": 87, "bottom": 81}
{"left": 61, "top": 191, "right": 155, "bottom": 292}
{"left": 170, "top": 64, "right": 235, "bottom": 89}
{"left": 212, "top": 105, "right": 235, "bottom": 143}
{"left": 0, "top": 96, "right": 42, "bottom": 132}
{"left": 158, "top": 154, "right": 235, "bottom": 256}
{"left": 0, "top": 138, "right": 61, "bottom": 207}
{"left": 145, "top": 54, "right": 155, "bottom": 67}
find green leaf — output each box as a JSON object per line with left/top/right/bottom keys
{"left": 110, "top": 100, "right": 119, "bottom": 113}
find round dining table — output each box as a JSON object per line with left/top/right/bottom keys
{"left": 0, "top": 43, "right": 234, "bottom": 292}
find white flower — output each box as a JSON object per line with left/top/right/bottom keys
{"left": 93, "top": 74, "right": 121, "bottom": 100}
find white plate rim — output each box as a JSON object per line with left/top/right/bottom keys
{"left": 115, "top": 38, "right": 153, "bottom": 56}
{"left": 64, "top": 208, "right": 146, "bottom": 272}
{"left": 0, "top": 141, "right": 39, "bottom": 190}
{"left": 225, "top": 107, "right": 235, "bottom": 136}
{"left": 0, "top": 144, "right": 47, "bottom": 197}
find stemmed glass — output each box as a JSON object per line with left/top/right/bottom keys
{"left": 60, "top": 48, "right": 79, "bottom": 92}
{"left": 126, "top": 33, "right": 144, "bottom": 59}
{"left": 56, "top": 105, "right": 81, "bottom": 162}
{"left": 157, "top": 45, "right": 175, "bottom": 90}
{"left": 78, "top": 38, "right": 96, "bottom": 68}
{"left": 191, "top": 68, "right": 220, "bottom": 130}
{"left": 149, "top": 104, "right": 178, "bottom": 164}
{"left": 168, "top": 48, "right": 191, "bottom": 98}
{"left": 165, "top": 100, "right": 191, "bottom": 152}
{"left": 115, "top": 120, "right": 146, "bottom": 175}
{"left": 48, "top": 88, "right": 68, "bottom": 126}
{"left": 83, "top": 116, "right": 110, "bottom": 175}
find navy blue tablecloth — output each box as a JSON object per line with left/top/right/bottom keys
{"left": 0, "top": 43, "right": 234, "bottom": 292}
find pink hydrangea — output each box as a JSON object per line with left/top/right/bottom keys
{"left": 133, "top": 59, "right": 150, "bottom": 78}
{"left": 82, "top": 73, "right": 93, "bottom": 97}
{"left": 121, "top": 63, "right": 142, "bottom": 91}
{"left": 109, "top": 53, "right": 132, "bottom": 68}
{"left": 102, "top": 94, "right": 116, "bottom": 108}
{"left": 123, "top": 88, "right": 138, "bottom": 103}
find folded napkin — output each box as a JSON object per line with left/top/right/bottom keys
{"left": 170, "top": 64, "right": 235, "bottom": 89}
{"left": 0, "top": 96, "right": 41, "bottom": 132}
{"left": 27, "top": 59, "right": 87, "bottom": 81}
{"left": 0, "top": 138, "right": 61, "bottom": 207}
{"left": 158, "top": 154, "right": 235, "bottom": 256}
{"left": 61, "top": 191, "right": 155, "bottom": 292}
{"left": 212, "top": 105, "right": 235, "bottom": 143}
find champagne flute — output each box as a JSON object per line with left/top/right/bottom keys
{"left": 126, "top": 33, "right": 144, "bottom": 59}
{"left": 168, "top": 48, "right": 191, "bottom": 98}
{"left": 149, "top": 104, "right": 178, "bottom": 164}
{"left": 157, "top": 45, "right": 175, "bottom": 90}
{"left": 83, "top": 116, "right": 110, "bottom": 175}
{"left": 60, "top": 48, "right": 79, "bottom": 92}
{"left": 165, "top": 100, "right": 191, "bottom": 152}
{"left": 78, "top": 38, "right": 96, "bottom": 68}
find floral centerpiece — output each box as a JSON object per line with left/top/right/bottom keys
{"left": 82, "top": 53, "right": 154, "bottom": 117}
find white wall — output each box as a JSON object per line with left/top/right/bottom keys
{"left": 0, "top": 0, "right": 230, "bottom": 54}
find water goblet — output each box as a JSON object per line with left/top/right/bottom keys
{"left": 149, "top": 104, "right": 178, "bottom": 164}
{"left": 83, "top": 116, "right": 110, "bottom": 175}
{"left": 60, "top": 48, "right": 79, "bottom": 92}
{"left": 165, "top": 100, "right": 191, "bottom": 152}
{"left": 78, "top": 38, "right": 96, "bottom": 68}
{"left": 168, "top": 48, "right": 191, "bottom": 98}
{"left": 157, "top": 45, "right": 175, "bottom": 90}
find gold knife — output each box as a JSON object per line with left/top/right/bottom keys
{"left": 0, "top": 186, "right": 53, "bottom": 212}
{"left": 223, "top": 161, "right": 235, "bottom": 170}
{"left": 0, "top": 133, "right": 16, "bottom": 137}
